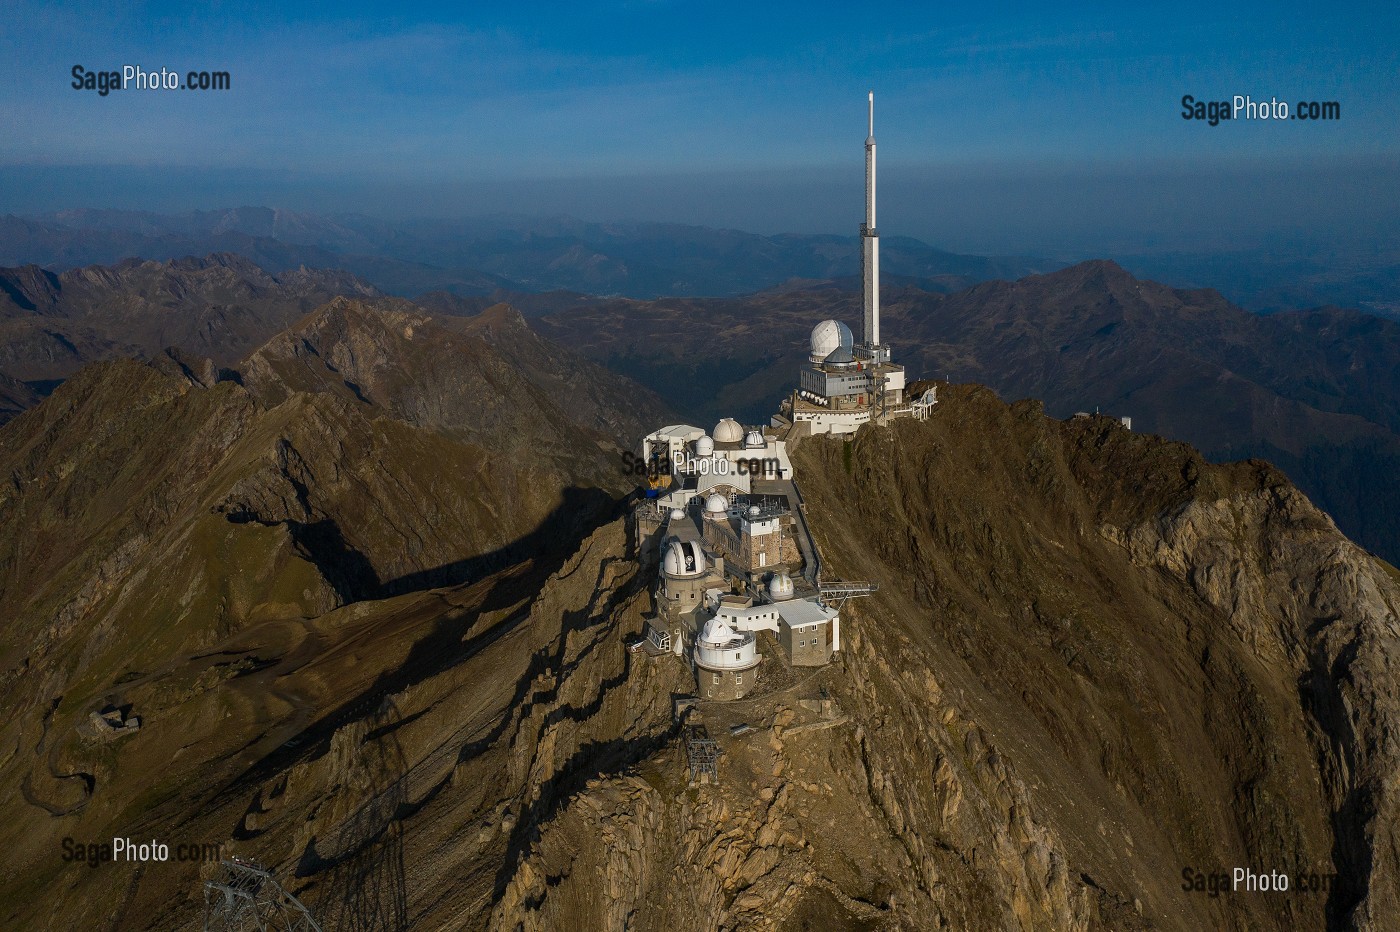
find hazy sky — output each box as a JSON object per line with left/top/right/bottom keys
{"left": 2, "top": 1, "right": 1396, "bottom": 254}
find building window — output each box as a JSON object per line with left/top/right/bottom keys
{"left": 713, "top": 673, "right": 721, "bottom": 685}
{"left": 736, "top": 673, "right": 743, "bottom": 686}
{"left": 798, "top": 639, "right": 806, "bottom": 647}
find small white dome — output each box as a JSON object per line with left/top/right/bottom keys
{"left": 669, "top": 508, "right": 685, "bottom": 521}
{"left": 663, "top": 540, "right": 707, "bottom": 577}
{"left": 713, "top": 418, "right": 744, "bottom": 443}
{"left": 767, "top": 573, "right": 795, "bottom": 601}
{"left": 701, "top": 614, "right": 737, "bottom": 643}
{"left": 809, "top": 319, "right": 854, "bottom": 361}
{"left": 704, "top": 493, "right": 728, "bottom": 514}
{"left": 695, "top": 435, "right": 715, "bottom": 456}
{"left": 744, "top": 429, "right": 765, "bottom": 449}
{"left": 748, "top": 505, "right": 761, "bottom": 516}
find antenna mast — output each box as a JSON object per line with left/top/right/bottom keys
{"left": 861, "top": 91, "right": 880, "bottom": 350}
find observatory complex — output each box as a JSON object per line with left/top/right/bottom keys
{"left": 633, "top": 94, "right": 915, "bottom": 701}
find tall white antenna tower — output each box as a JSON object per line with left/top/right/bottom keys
{"left": 861, "top": 91, "right": 880, "bottom": 349}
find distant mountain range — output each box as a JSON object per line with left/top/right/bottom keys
{"left": 3, "top": 206, "right": 1397, "bottom": 312}
{"left": 0, "top": 208, "right": 1062, "bottom": 300}
{"left": 1115, "top": 239, "right": 1400, "bottom": 318}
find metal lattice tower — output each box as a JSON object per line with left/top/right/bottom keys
{"left": 203, "top": 858, "right": 323, "bottom": 932}
{"left": 685, "top": 724, "right": 719, "bottom": 784}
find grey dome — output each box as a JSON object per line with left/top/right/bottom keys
{"left": 823, "top": 345, "right": 855, "bottom": 365}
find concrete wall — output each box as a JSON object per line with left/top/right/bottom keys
{"left": 661, "top": 572, "right": 708, "bottom": 610}
{"left": 697, "top": 664, "right": 755, "bottom": 700}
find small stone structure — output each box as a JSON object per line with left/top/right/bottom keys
{"left": 90, "top": 705, "right": 141, "bottom": 739}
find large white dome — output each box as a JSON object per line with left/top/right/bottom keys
{"left": 662, "top": 540, "right": 707, "bottom": 577}
{"left": 713, "top": 418, "right": 744, "bottom": 443}
{"left": 704, "top": 493, "right": 729, "bottom": 514}
{"left": 809, "top": 319, "right": 854, "bottom": 361}
{"left": 768, "top": 572, "right": 795, "bottom": 602}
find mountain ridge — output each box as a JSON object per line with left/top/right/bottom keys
{"left": 0, "top": 209, "right": 1057, "bottom": 300}
{"left": 0, "top": 252, "right": 381, "bottom": 389}
{"left": 5, "top": 207, "right": 1397, "bottom": 311}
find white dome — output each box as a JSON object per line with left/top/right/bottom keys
{"left": 809, "top": 319, "right": 854, "bottom": 361}
{"left": 695, "top": 435, "right": 715, "bottom": 456}
{"left": 768, "top": 573, "right": 795, "bottom": 601}
{"left": 712, "top": 418, "right": 744, "bottom": 443}
{"left": 704, "top": 493, "right": 728, "bottom": 514}
{"left": 744, "top": 429, "right": 765, "bottom": 449}
{"left": 662, "top": 540, "right": 707, "bottom": 577}
{"left": 695, "top": 617, "right": 758, "bottom": 670}
{"left": 748, "top": 505, "right": 761, "bottom": 516}
{"left": 669, "top": 508, "right": 685, "bottom": 521}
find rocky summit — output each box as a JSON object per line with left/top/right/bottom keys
{"left": 2, "top": 302, "right": 1396, "bottom": 930}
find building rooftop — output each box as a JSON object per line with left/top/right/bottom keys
{"left": 653, "top": 424, "right": 706, "bottom": 441}
{"left": 777, "top": 598, "right": 839, "bottom": 628}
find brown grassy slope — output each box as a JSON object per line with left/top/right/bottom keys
{"left": 0, "top": 296, "right": 672, "bottom": 928}
{"left": 787, "top": 385, "right": 1400, "bottom": 930}
{"left": 1, "top": 514, "right": 679, "bottom": 931}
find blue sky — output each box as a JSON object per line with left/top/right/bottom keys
{"left": 1, "top": 1, "right": 1396, "bottom": 252}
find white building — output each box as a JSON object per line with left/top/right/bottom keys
{"left": 640, "top": 419, "right": 795, "bottom": 511}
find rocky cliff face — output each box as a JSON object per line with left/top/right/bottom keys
{"left": 3, "top": 370, "right": 1395, "bottom": 930}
